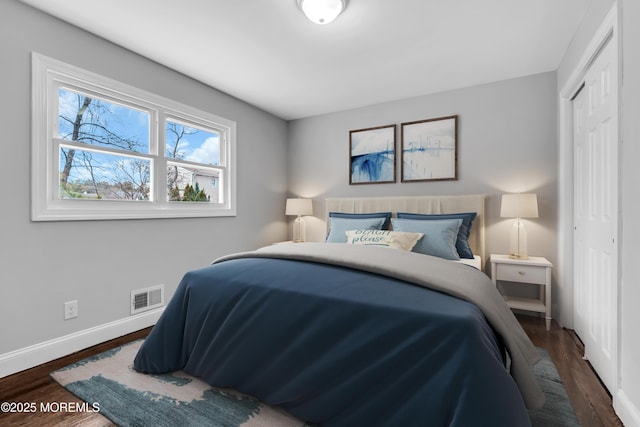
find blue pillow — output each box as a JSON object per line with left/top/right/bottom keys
{"left": 326, "top": 217, "right": 387, "bottom": 243}
{"left": 329, "top": 211, "right": 392, "bottom": 229}
{"left": 396, "top": 212, "right": 477, "bottom": 259}
{"left": 391, "top": 218, "right": 463, "bottom": 260}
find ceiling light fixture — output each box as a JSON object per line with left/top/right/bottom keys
{"left": 297, "top": 0, "right": 347, "bottom": 25}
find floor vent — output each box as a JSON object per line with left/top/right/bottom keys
{"left": 131, "top": 284, "right": 164, "bottom": 315}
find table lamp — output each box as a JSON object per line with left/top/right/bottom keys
{"left": 286, "top": 198, "right": 313, "bottom": 242}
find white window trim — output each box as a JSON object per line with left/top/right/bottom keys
{"left": 31, "top": 52, "right": 237, "bottom": 221}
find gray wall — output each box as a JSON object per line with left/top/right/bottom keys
{"left": 620, "top": 0, "right": 640, "bottom": 423}
{"left": 0, "top": 0, "right": 288, "bottom": 354}
{"left": 288, "top": 72, "right": 558, "bottom": 278}
{"left": 556, "top": 0, "right": 640, "bottom": 424}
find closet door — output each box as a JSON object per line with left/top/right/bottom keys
{"left": 573, "top": 34, "right": 618, "bottom": 393}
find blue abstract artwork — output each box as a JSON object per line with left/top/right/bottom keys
{"left": 401, "top": 116, "right": 457, "bottom": 182}
{"left": 350, "top": 125, "right": 396, "bottom": 184}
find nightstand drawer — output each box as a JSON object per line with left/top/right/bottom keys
{"left": 495, "top": 263, "right": 546, "bottom": 284}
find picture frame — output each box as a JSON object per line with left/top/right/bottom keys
{"left": 401, "top": 115, "right": 458, "bottom": 182}
{"left": 349, "top": 124, "right": 396, "bottom": 185}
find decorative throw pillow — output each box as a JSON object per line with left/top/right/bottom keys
{"left": 396, "top": 212, "right": 477, "bottom": 259}
{"left": 345, "top": 229, "right": 424, "bottom": 251}
{"left": 326, "top": 217, "right": 386, "bottom": 243}
{"left": 391, "top": 218, "right": 463, "bottom": 260}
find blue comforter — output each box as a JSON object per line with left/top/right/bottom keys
{"left": 134, "top": 252, "right": 532, "bottom": 426}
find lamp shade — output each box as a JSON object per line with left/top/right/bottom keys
{"left": 285, "top": 198, "right": 313, "bottom": 216}
{"left": 500, "top": 194, "right": 538, "bottom": 218}
{"left": 297, "top": 0, "right": 346, "bottom": 24}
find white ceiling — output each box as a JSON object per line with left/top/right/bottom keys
{"left": 21, "top": 0, "right": 590, "bottom": 120}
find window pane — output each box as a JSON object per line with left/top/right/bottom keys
{"left": 59, "top": 146, "right": 151, "bottom": 201}
{"left": 58, "top": 88, "right": 149, "bottom": 154}
{"left": 165, "top": 120, "right": 220, "bottom": 166}
{"left": 167, "top": 163, "right": 220, "bottom": 203}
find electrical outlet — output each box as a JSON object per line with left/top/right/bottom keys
{"left": 64, "top": 300, "right": 78, "bottom": 320}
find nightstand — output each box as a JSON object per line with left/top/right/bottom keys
{"left": 490, "top": 254, "right": 553, "bottom": 330}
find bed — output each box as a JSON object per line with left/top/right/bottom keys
{"left": 134, "top": 194, "right": 544, "bottom": 426}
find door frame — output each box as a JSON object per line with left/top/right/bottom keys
{"left": 557, "top": 0, "right": 619, "bottom": 385}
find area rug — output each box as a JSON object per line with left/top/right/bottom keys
{"left": 529, "top": 347, "right": 581, "bottom": 426}
{"left": 51, "top": 340, "right": 579, "bottom": 427}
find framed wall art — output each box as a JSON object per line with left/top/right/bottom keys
{"left": 349, "top": 124, "right": 396, "bottom": 185}
{"left": 401, "top": 115, "right": 458, "bottom": 182}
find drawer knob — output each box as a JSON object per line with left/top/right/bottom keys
{"left": 518, "top": 271, "right": 525, "bottom": 276}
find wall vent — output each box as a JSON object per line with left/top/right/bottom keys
{"left": 131, "top": 284, "right": 164, "bottom": 315}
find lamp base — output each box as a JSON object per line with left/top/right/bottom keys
{"left": 509, "top": 218, "right": 529, "bottom": 260}
{"left": 292, "top": 216, "right": 306, "bottom": 243}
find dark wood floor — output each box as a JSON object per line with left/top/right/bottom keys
{"left": 0, "top": 328, "right": 151, "bottom": 427}
{"left": 518, "top": 315, "right": 623, "bottom": 427}
{"left": 0, "top": 317, "right": 623, "bottom": 426}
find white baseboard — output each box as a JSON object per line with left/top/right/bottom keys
{"left": 615, "top": 388, "right": 640, "bottom": 427}
{"left": 0, "top": 307, "right": 164, "bottom": 378}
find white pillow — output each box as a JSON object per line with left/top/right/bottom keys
{"left": 345, "top": 229, "right": 424, "bottom": 251}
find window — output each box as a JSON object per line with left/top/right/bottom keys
{"left": 31, "top": 53, "right": 236, "bottom": 221}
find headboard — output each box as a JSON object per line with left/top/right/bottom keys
{"left": 325, "top": 194, "right": 486, "bottom": 263}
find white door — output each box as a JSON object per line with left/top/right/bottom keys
{"left": 573, "top": 34, "right": 618, "bottom": 393}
